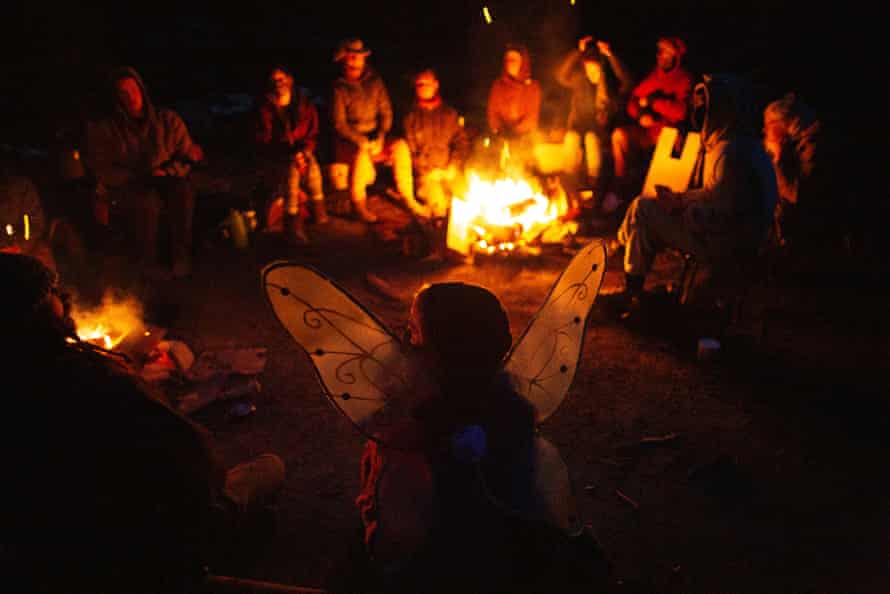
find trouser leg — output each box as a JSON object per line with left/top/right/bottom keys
{"left": 618, "top": 195, "right": 706, "bottom": 277}
{"left": 584, "top": 131, "right": 603, "bottom": 181}
{"left": 161, "top": 178, "right": 195, "bottom": 271}
{"left": 351, "top": 148, "right": 378, "bottom": 222}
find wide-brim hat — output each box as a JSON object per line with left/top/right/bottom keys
{"left": 334, "top": 38, "right": 372, "bottom": 62}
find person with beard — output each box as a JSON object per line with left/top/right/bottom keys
{"left": 607, "top": 37, "right": 693, "bottom": 211}
{"left": 390, "top": 69, "right": 469, "bottom": 221}
{"left": 0, "top": 252, "right": 286, "bottom": 593}
{"left": 486, "top": 44, "right": 542, "bottom": 169}
{"left": 611, "top": 75, "right": 778, "bottom": 315}
{"left": 254, "top": 66, "right": 327, "bottom": 244}
{"left": 84, "top": 67, "right": 204, "bottom": 280}
{"left": 555, "top": 36, "right": 633, "bottom": 191}
{"left": 330, "top": 38, "right": 393, "bottom": 223}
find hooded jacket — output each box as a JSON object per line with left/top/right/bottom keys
{"left": 626, "top": 39, "right": 693, "bottom": 143}
{"left": 331, "top": 67, "right": 393, "bottom": 147}
{"left": 682, "top": 77, "right": 778, "bottom": 247}
{"left": 84, "top": 67, "right": 199, "bottom": 188}
{"left": 487, "top": 46, "right": 542, "bottom": 137}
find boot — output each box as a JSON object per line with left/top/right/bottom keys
{"left": 286, "top": 213, "right": 310, "bottom": 245}
{"left": 353, "top": 198, "right": 378, "bottom": 223}
{"left": 313, "top": 197, "right": 329, "bottom": 225}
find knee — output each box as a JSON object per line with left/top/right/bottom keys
{"left": 611, "top": 127, "right": 629, "bottom": 151}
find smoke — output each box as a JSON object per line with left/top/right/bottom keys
{"left": 70, "top": 288, "right": 144, "bottom": 349}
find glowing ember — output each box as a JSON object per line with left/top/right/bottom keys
{"left": 71, "top": 292, "right": 144, "bottom": 350}
{"left": 446, "top": 171, "right": 569, "bottom": 255}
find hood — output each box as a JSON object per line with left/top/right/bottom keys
{"left": 107, "top": 66, "right": 157, "bottom": 125}
{"left": 502, "top": 43, "right": 533, "bottom": 83}
{"left": 695, "top": 74, "right": 756, "bottom": 146}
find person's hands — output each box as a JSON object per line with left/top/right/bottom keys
{"left": 187, "top": 144, "right": 204, "bottom": 163}
{"left": 578, "top": 35, "right": 594, "bottom": 53}
{"left": 151, "top": 167, "right": 168, "bottom": 177}
{"left": 638, "top": 96, "right": 649, "bottom": 108}
{"left": 639, "top": 114, "right": 655, "bottom": 128}
{"left": 368, "top": 136, "right": 384, "bottom": 157}
{"left": 596, "top": 40, "right": 612, "bottom": 57}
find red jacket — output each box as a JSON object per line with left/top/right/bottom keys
{"left": 254, "top": 90, "right": 319, "bottom": 157}
{"left": 627, "top": 64, "right": 692, "bottom": 143}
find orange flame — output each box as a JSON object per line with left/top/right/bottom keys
{"left": 72, "top": 291, "right": 144, "bottom": 350}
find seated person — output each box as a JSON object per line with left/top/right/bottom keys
{"left": 330, "top": 38, "right": 393, "bottom": 223}
{"left": 254, "top": 65, "right": 327, "bottom": 244}
{"left": 330, "top": 282, "right": 604, "bottom": 594}
{"left": 612, "top": 75, "right": 778, "bottom": 312}
{"left": 0, "top": 164, "right": 54, "bottom": 270}
{"left": 609, "top": 37, "right": 692, "bottom": 207}
{"left": 0, "top": 252, "right": 286, "bottom": 594}
{"left": 391, "top": 68, "right": 470, "bottom": 220}
{"left": 487, "top": 43, "right": 542, "bottom": 171}
{"left": 84, "top": 66, "right": 204, "bottom": 279}
{"left": 762, "top": 92, "right": 827, "bottom": 248}
{"left": 555, "top": 36, "right": 632, "bottom": 190}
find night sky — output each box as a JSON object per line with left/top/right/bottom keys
{"left": 1, "top": 0, "right": 882, "bottom": 177}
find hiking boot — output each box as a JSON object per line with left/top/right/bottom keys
{"left": 286, "top": 215, "right": 310, "bottom": 245}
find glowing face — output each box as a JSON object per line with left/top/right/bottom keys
{"left": 583, "top": 60, "right": 603, "bottom": 84}
{"left": 343, "top": 52, "right": 367, "bottom": 79}
{"left": 504, "top": 50, "right": 522, "bottom": 79}
{"left": 656, "top": 43, "right": 677, "bottom": 71}
{"left": 269, "top": 69, "right": 293, "bottom": 105}
{"left": 414, "top": 72, "right": 439, "bottom": 102}
{"left": 115, "top": 77, "right": 144, "bottom": 118}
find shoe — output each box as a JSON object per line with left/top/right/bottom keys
{"left": 601, "top": 192, "right": 625, "bottom": 214}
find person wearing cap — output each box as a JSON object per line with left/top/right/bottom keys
{"left": 253, "top": 65, "right": 327, "bottom": 244}
{"left": 330, "top": 38, "right": 393, "bottom": 223}
{"left": 84, "top": 67, "right": 204, "bottom": 280}
{"left": 762, "top": 93, "right": 827, "bottom": 249}
{"left": 608, "top": 37, "right": 693, "bottom": 209}
{"left": 390, "top": 68, "right": 470, "bottom": 220}
{"left": 0, "top": 251, "right": 287, "bottom": 593}
{"left": 611, "top": 74, "right": 778, "bottom": 316}
{"left": 555, "top": 36, "right": 633, "bottom": 190}
{"left": 486, "top": 44, "right": 542, "bottom": 169}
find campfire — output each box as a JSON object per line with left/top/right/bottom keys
{"left": 71, "top": 292, "right": 145, "bottom": 351}
{"left": 446, "top": 169, "right": 576, "bottom": 257}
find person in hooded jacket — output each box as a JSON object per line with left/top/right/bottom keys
{"left": 330, "top": 38, "right": 393, "bottom": 223}
{"left": 253, "top": 65, "right": 327, "bottom": 244}
{"left": 555, "top": 36, "right": 633, "bottom": 190}
{"left": 84, "top": 67, "right": 204, "bottom": 280}
{"left": 608, "top": 37, "right": 693, "bottom": 208}
{"left": 612, "top": 74, "right": 778, "bottom": 312}
{"left": 487, "top": 44, "right": 542, "bottom": 169}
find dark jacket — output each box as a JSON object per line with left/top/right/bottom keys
{"left": 555, "top": 48, "right": 633, "bottom": 133}
{"left": 254, "top": 88, "right": 320, "bottom": 159}
{"left": 331, "top": 68, "right": 393, "bottom": 147}
{"left": 487, "top": 46, "right": 542, "bottom": 137}
{"left": 84, "top": 67, "right": 198, "bottom": 188}
{"left": 2, "top": 339, "right": 224, "bottom": 593}
{"left": 626, "top": 59, "right": 693, "bottom": 143}
{"left": 403, "top": 99, "right": 470, "bottom": 174}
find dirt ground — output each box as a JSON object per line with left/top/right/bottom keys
{"left": 104, "top": 198, "right": 888, "bottom": 594}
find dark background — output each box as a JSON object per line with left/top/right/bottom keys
{"left": 1, "top": 1, "right": 884, "bottom": 188}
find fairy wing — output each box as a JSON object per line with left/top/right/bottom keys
{"left": 262, "top": 261, "right": 413, "bottom": 438}
{"left": 529, "top": 435, "right": 583, "bottom": 535}
{"left": 504, "top": 239, "right": 607, "bottom": 422}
